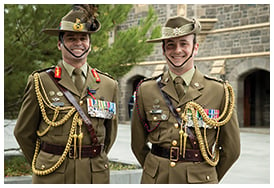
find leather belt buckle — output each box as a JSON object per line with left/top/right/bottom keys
{"left": 68, "top": 146, "right": 78, "bottom": 159}
{"left": 170, "top": 146, "right": 179, "bottom": 162}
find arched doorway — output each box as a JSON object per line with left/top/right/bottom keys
{"left": 243, "top": 70, "right": 270, "bottom": 127}
{"left": 126, "top": 75, "right": 145, "bottom": 120}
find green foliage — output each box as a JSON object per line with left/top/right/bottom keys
{"left": 4, "top": 4, "right": 160, "bottom": 118}
{"left": 4, "top": 4, "right": 71, "bottom": 117}
{"left": 89, "top": 6, "right": 161, "bottom": 78}
{"left": 4, "top": 156, "right": 32, "bottom": 177}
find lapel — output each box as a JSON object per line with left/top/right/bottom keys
{"left": 161, "top": 71, "right": 180, "bottom": 102}
{"left": 84, "top": 66, "right": 100, "bottom": 99}
{"left": 57, "top": 62, "right": 100, "bottom": 98}
{"left": 178, "top": 68, "right": 204, "bottom": 107}
{"left": 57, "top": 62, "right": 80, "bottom": 97}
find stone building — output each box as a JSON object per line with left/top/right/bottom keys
{"left": 117, "top": 4, "right": 270, "bottom": 127}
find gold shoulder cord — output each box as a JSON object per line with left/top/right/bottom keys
{"left": 181, "top": 81, "right": 235, "bottom": 166}
{"left": 33, "top": 73, "right": 76, "bottom": 136}
{"left": 32, "top": 73, "right": 79, "bottom": 175}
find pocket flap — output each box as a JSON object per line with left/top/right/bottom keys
{"left": 187, "top": 162, "right": 218, "bottom": 183}
{"left": 35, "top": 150, "right": 66, "bottom": 173}
{"left": 146, "top": 110, "right": 169, "bottom": 122}
{"left": 143, "top": 153, "right": 159, "bottom": 178}
{"left": 90, "top": 153, "right": 109, "bottom": 172}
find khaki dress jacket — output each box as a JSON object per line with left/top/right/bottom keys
{"left": 14, "top": 61, "right": 118, "bottom": 184}
{"left": 131, "top": 68, "right": 240, "bottom": 184}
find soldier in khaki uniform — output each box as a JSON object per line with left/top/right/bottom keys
{"left": 14, "top": 5, "right": 118, "bottom": 184}
{"left": 131, "top": 16, "right": 240, "bottom": 184}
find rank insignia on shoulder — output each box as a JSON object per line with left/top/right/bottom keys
{"left": 55, "top": 66, "right": 62, "bottom": 79}
{"left": 91, "top": 68, "right": 101, "bottom": 83}
{"left": 204, "top": 74, "right": 224, "bottom": 83}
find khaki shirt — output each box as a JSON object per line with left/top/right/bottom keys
{"left": 168, "top": 66, "right": 195, "bottom": 93}
{"left": 62, "top": 60, "right": 88, "bottom": 83}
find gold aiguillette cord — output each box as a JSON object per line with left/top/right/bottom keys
{"left": 78, "top": 118, "right": 83, "bottom": 160}
{"left": 179, "top": 121, "right": 188, "bottom": 158}
{"left": 73, "top": 129, "right": 78, "bottom": 160}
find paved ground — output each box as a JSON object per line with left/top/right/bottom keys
{"left": 4, "top": 120, "right": 270, "bottom": 184}
{"left": 110, "top": 124, "right": 271, "bottom": 184}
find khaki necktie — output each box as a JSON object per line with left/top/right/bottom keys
{"left": 73, "top": 68, "right": 84, "bottom": 92}
{"left": 174, "top": 76, "right": 185, "bottom": 99}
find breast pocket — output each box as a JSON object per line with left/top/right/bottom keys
{"left": 38, "top": 109, "right": 72, "bottom": 136}
{"left": 145, "top": 110, "right": 169, "bottom": 141}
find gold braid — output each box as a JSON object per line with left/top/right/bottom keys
{"left": 181, "top": 81, "right": 235, "bottom": 166}
{"left": 32, "top": 112, "right": 80, "bottom": 176}
{"left": 33, "top": 73, "right": 76, "bottom": 136}
{"left": 32, "top": 72, "right": 79, "bottom": 175}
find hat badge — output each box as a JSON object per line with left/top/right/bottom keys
{"left": 173, "top": 27, "right": 180, "bottom": 36}
{"left": 73, "top": 18, "right": 84, "bottom": 31}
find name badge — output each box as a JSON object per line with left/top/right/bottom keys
{"left": 87, "top": 98, "right": 116, "bottom": 119}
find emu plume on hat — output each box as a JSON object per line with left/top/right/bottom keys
{"left": 43, "top": 4, "right": 101, "bottom": 36}
{"left": 146, "top": 16, "right": 201, "bottom": 43}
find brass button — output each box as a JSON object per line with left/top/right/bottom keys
{"left": 79, "top": 100, "right": 84, "bottom": 105}
{"left": 206, "top": 175, "right": 210, "bottom": 180}
{"left": 153, "top": 116, "right": 157, "bottom": 120}
{"left": 193, "top": 141, "right": 197, "bottom": 145}
{"left": 174, "top": 123, "right": 179, "bottom": 129}
{"left": 170, "top": 162, "right": 176, "bottom": 167}
{"left": 176, "top": 108, "right": 181, "bottom": 112}
{"left": 172, "top": 140, "right": 178, "bottom": 146}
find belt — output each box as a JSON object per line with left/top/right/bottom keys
{"left": 151, "top": 144, "right": 204, "bottom": 162}
{"left": 41, "top": 141, "right": 103, "bottom": 159}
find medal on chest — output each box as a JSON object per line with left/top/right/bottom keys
{"left": 186, "top": 108, "right": 219, "bottom": 128}
{"left": 87, "top": 98, "right": 116, "bottom": 119}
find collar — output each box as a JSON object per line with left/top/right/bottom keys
{"left": 168, "top": 66, "right": 195, "bottom": 86}
{"left": 62, "top": 60, "right": 88, "bottom": 78}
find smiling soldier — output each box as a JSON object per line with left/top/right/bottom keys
{"left": 131, "top": 16, "right": 240, "bottom": 184}
{"left": 14, "top": 5, "right": 118, "bottom": 184}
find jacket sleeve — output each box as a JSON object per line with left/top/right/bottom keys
{"left": 131, "top": 84, "right": 150, "bottom": 167}
{"left": 216, "top": 86, "right": 241, "bottom": 181}
{"left": 14, "top": 74, "right": 40, "bottom": 164}
{"left": 103, "top": 80, "right": 118, "bottom": 154}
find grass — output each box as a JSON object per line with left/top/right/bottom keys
{"left": 4, "top": 156, "right": 32, "bottom": 177}
{"left": 4, "top": 155, "right": 140, "bottom": 177}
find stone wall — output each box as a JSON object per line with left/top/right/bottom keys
{"left": 117, "top": 4, "right": 270, "bottom": 126}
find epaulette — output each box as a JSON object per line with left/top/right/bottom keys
{"left": 94, "top": 68, "right": 115, "bottom": 80}
{"left": 141, "top": 73, "right": 164, "bottom": 83}
{"left": 204, "top": 74, "right": 224, "bottom": 83}
{"left": 31, "top": 66, "right": 55, "bottom": 75}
